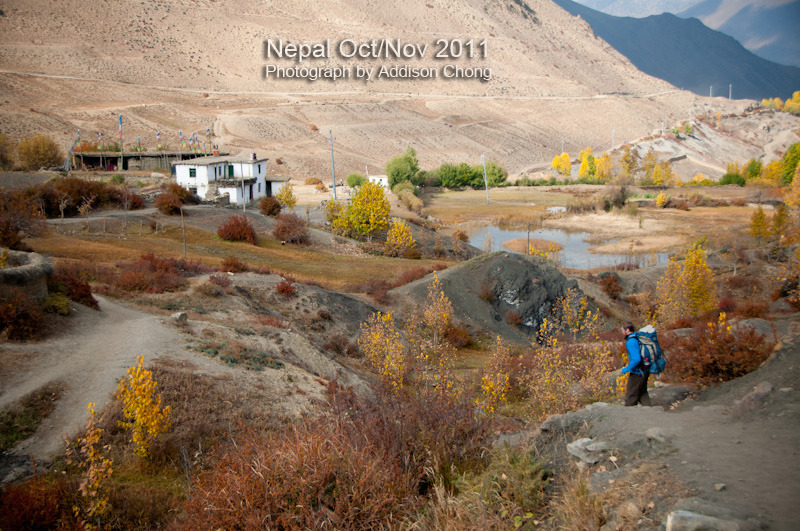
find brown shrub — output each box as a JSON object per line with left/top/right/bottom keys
{"left": 273, "top": 214, "right": 309, "bottom": 244}
{"left": 217, "top": 214, "right": 257, "bottom": 244}
{"left": 111, "top": 253, "right": 211, "bottom": 294}
{"left": 166, "top": 182, "right": 200, "bottom": 205}
{"left": 452, "top": 229, "right": 469, "bottom": 242}
{"left": 479, "top": 281, "right": 495, "bottom": 302}
{"left": 178, "top": 422, "right": 419, "bottom": 529}
{"left": 667, "top": 317, "right": 772, "bottom": 385}
{"left": 50, "top": 264, "right": 99, "bottom": 309}
{"left": 304, "top": 177, "right": 322, "bottom": 185}
{"left": 221, "top": 255, "right": 248, "bottom": 273}
{"left": 717, "top": 294, "right": 737, "bottom": 312}
{"left": 259, "top": 196, "right": 281, "bottom": 217}
{"left": 0, "top": 474, "right": 70, "bottom": 528}
{"left": 599, "top": 274, "right": 622, "bottom": 300}
{"left": 726, "top": 275, "right": 753, "bottom": 289}
{"left": 505, "top": 310, "right": 522, "bottom": 328}
{"left": 350, "top": 279, "right": 390, "bottom": 304}
{"left": 275, "top": 279, "right": 296, "bottom": 298}
{"left": 257, "top": 314, "right": 287, "bottom": 328}
{"left": 736, "top": 301, "right": 768, "bottom": 318}
{"left": 209, "top": 273, "right": 232, "bottom": 288}
{"left": 155, "top": 193, "right": 182, "bottom": 215}
{"left": 0, "top": 288, "right": 44, "bottom": 340}
{"left": 315, "top": 183, "right": 327, "bottom": 192}
{"left": 322, "top": 333, "right": 353, "bottom": 356}
{"left": 445, "top": 324, "right": 473, "bottom": 348}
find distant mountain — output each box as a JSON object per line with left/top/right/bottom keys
{"left": 553, "top": 0, "right": 800, "bottom": 100}
{"left": 572, "top": 0, "right": 800, "bottom": 68}
{"left": 576, "top": 0, "right": 701, "bottom": 18}
{"left": 680, "top": 0, "right": 800, "bottom": 68}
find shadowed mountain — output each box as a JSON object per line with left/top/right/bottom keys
{"left": 553, "top": 0, "right": 800, "bottom": 100}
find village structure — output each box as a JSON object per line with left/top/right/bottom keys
{"left": 172, "top": 152, "right": 289, "bottom": 206}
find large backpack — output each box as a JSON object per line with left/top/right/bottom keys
{"left": 634, "top": 325, "right": 666, "bottom": 375}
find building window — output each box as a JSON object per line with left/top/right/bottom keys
{"left": 189, "top": 168, "right": 196, "bottom": 177}
{"left": 228, "top": 165, "right": 234, "bottom": 177}
{"left": 258, "top": 164, "right": 261, "bottom": 172}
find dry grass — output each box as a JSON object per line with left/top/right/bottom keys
{"left": 421, "top": 187, "right": 572, "bottom": 223}
{"left": 28, "top": 223, "right": 451, "bottom": 291}
{"left": 502, "top": 237, "right": 564, "bottom": 254}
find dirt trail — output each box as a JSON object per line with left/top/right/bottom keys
{"left": 0, "top": 295, "right": 233, "bottom": 461}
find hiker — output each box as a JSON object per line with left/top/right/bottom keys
{"left": 621, "top": 321, "right": 651, "bottom": 406}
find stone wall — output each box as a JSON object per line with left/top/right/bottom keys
{"left": 0, "top": 251, "right": 54, "bottom": 302}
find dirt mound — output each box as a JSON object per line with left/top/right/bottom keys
{"left": 393, "top": 252, "right": 578, "bottom": 342}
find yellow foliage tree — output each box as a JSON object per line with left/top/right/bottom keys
{"left": 784, "top": 166, "right": 800, "bottom": 206}
{"left": 324, "top": 198, "right": 344, "bottom": 223}
{"left": 338, "top": 180, "right": 390, "bottom": 241}
{"left": 384, "top": 217, "right": 417, "bottom": 257}
{"left": 756, "top": 160, "right": 784, "bottom": 187}
{"left": 420, "top": 272, "right": 453, "bottom": 347}
{"left": 17, "top": 134, "right": 64, "bottom": 171}
{"left": 655, "top": 191, "right": 668, "bottom": 208}
{"left": 275, "top": 181, "right": 297, "bottom": 210}
{"left": 595, "top": 153, "right": 613, "bottom": 182}
{"left": 655, "top": 240, "right": 716, "bottom": 323}
{"left": 652, "top": 161, "right": 675, "bottom": 186}
{"left": 359, "top": 312, "right": 406, "bottom": 391}
{"left": 642, "top": 149, "right": 658, "bottom": 183}
{"left": 64, "top": 403, "right": 113, "bottom": 528}
{"left": 479, "top": 337, "right": 511, "bottom": 413}
{"left": 552, "top": 152, "right": 571, "bottom": 177}
{"left": 750, "top": 205, "right": 770, "bottom": 242}
{"left": 115, "top": 356, "right": 172, "bottom": 459}
{"left": 619, "top": 146, "right": 638, "bottom": 179}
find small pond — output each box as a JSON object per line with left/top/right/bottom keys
{"left": 467, "top": 225, "right": 671, "bottom": 270}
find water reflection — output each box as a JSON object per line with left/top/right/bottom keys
{"left": 467, "top": 225, "right": 670, "bottom": 270}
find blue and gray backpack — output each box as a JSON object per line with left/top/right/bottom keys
{"left": 633, "top": 325, "right": 667, "bottom": 375}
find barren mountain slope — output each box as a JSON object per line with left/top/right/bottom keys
{"left": 0, "top": 0, "right": 747, "bottom": 177}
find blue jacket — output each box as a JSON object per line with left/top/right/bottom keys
{"left": 622, "top": 333, "right": 646, "bottom": 376}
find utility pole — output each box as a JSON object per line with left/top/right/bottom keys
{"left": 329, "top": 130, "right": 337, "bottom": 200}
{"left": 481, "top": 153, "right": 489, "bottom": 205}
{"left": 561, "top": 138, "right": 564, "bottom": 154}
{"left": 729, "top": 84, "right": 732, "bottom": 100}
{"left": 709, "top": 85, "right": 712, "bottom": 97}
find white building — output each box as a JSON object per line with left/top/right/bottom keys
{"left": 173, "top": 154, "right": 289, "bottom": 205}
{"left": 368, "top": 175, "right": 389, "bottom": 188}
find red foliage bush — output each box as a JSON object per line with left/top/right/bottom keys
{"left": 505, "top": 310, "right": 522, "bottom": 328}
{"left": 221, "top": 255, "right": 248, "bottom": 273}
{"left": 259, "top": 196, "right": 281, "bottom": 217}
{"left": 726, "top": 275, "right": 754, "bottom": 290}
{"left": 0, "top": 288, "right": 44, "bottom": 340}
{"left": 257, "top": 314, "right": 287, "bottom": 328}
{"left": 111, "top": 253, "right": 211, "bottom": 294}
{"left": 275, "top": 279, "right": 296, "bottom": 299}
{"left": 155, "top": 193, "right": 182, "bottom": 215}
{"left": 666, "top": 318, "right": 773, "bottom": 385}
{"left": 217, "top": 215, "right": 257, "bottom": 244}
{"left": 49, "top": 265, "right": 99, "bottom": 309}
{"left": 0, "top": 474, "right": 70, "bottom": 528}
{"left": 717, "top": 294, "right": 737, "bottom": 313}
{"left": 349, "top": 279, "right": 390, "bottom": 304}
{"left": 736, "top": 301, "right": 768, "bottom": 319}
{"left": 599, "top": 274, "right": 622, "bottom": 300}
{"left": 446, "top": 324, "right": 473, "bottom": 348}
{"left": 166, "top": 183, "right": 200, "bottom": 205}
{"left": 479, "top": 281, "right": 495, "bottom": 302}
{"left": 390, "top": 264, "right": 449, "bottom": 289}
{"left": 273, "top": 214, "right": 309, "bottom": 244}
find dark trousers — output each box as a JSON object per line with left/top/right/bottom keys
{"left": 624, "top": 372, "right": 651, "bottom": 406}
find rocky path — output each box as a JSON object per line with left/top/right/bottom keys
{"left": 0, "top": 295, "right": 233, "bottom": 462}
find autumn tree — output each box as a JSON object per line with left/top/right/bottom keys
{"left": 772, "top": 203, "right": 788, "bottom": 238}
{"left": 619, "top": 146, "right": 638, "bottom": 179}
{"left": 750, "top": 206, "right": 770, "bottom": 242}
{"left": 275, "top": 181, "right": 297, "bottom": 210}
{"left": 757, "top": 160, "right": 784, "bottom": 187}
{"left": 359, "top": 312, "right": 407, "bottom": 391}
{"left": 384, "top": 217, "right": 417, "bottom": 257}
{"left": 781, "top": 142, "right": 800, "bottom": 185}
{"left": 115, "top": 356, "right": 172, "bottom": 459}
{"left": 479, "top": 337, "right": 511, "bottom": 413}
{"left": 655, "top": 240, "right": 716, "bottom": 323}
{"left": 595, "top": 153, "right": 613, "bottom": 182}
{"left": 652, "top": 161, "right": 677, "bottom": 186}
{"left": 0, "top": 189, "right": 47, "bottom": 250}
{"left": 17, "top": 134, "right": 63, "bottom": 171}
{"left": 578, "top": 147, "right": 596, "bottom": 180}
{"left": 785, "top": 166, "right": 800, "bottom": 206}
{"left": 641, "top": 149, "right": 658, "bottom": 184}
{"left": 420, "top": 272, "right": 453, "bottom": 346}
{"left": 346, "top": 172, "right": 366, "bottom": 188}
{"left": 552, "top": 152, "right": 571, "bottom": 177}
{"left": 0, "top": 134, "right": 14, "bottom": 170}
{"left": 334, "top": 180, "right": 390, "bottom": 240}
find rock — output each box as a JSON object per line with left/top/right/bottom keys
{"left": 567, "top": 437, "right": 614, "bottom": 464}
{"left": 151, "top": 172, "right": 167, "bottom": 179}
{"left": 733, "top": 318, "right": 773, "bottom": 339}
{"left": 646, "top": 427, "right": 674, "bottom": 443}
{"left": 769, "top": 297, "right": 794, "bottom": 314}
{"left": 493, "top": 430, "right": 534, "bottom": 449}
{"left": 671, "top": 327, "right": 696, "bottom": 339}
{"left": 714, "top": 483, "right": 726, "bottom": 491}
{"left": 171, "top": 312, "right": 188, "bottom": 325}
{"left": 666, "top": 510, "right": 749, "bottom": 531}
{"left": 727, "top": 381, "right": 773, "bottom": 417}
{"left": 666, "top": 498, "right": 761, "bottom": 531}
{"left": 649, "top": 383, "right": 696, "bottom": 408}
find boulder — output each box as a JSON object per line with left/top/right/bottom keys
{"left": 733, "top": 318, "right": 773, "bottom": 339}
{"left": 567, "top": 437, "right": 614, "bottom": 464}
